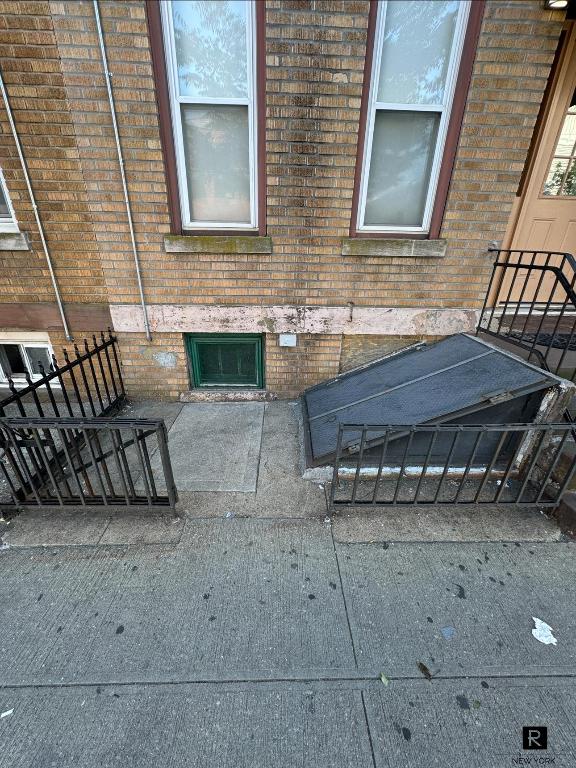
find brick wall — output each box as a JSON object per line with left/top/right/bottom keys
{"left": 115, "top": 331, "right": 188, "bottom": 400}
{"left": 0, "top": 0, "right": 567, "bottom": 401}
{"left": 266, "top": 332, "right": 341, "bottom": 396}
{"left": 339, "top": 335, "right": 445, "bottom": 373}
{"left": 0, "top": 0, "right": 107, "bottom": 305}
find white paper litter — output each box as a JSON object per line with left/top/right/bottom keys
{"left": 532, "top": 617, "right": 557, "bottom": 646}
{"left": 1, "top": 709, "right": 13, "bottom": 719}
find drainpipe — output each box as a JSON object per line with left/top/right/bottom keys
{"left": 0, "top": 69, "right": 73, "bottom": 341}
{"left": 93, "top": 0, "right": 152, "bottom": 341}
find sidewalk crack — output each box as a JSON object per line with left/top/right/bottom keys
{"left": 330, "top": 520, "right": 358, "bottom": 667}
{"left": 361, "top": 690, "right": 378, "bottom": 768}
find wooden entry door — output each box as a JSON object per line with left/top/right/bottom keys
{"left": 509, "top": 26, "right": 576, "bottom": 255}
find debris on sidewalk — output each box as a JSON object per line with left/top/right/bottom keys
{"left": 417, "top": 662, "right": 435, "bottom": 680}
{"left": 532, "top": 617, "right": 557, "bottom": 646}
{"left": 1, "top": 709, "right": 13, "bottom": 719}
{"left": 441, "top": 626, "right": 456, "bottom": 640}
{"left": 379, "top": 672, "right": 390, "bottom": 686}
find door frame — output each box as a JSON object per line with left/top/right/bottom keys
{"left": 502, "top": 23, "right": 576, "bottom": 251}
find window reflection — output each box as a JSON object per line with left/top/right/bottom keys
{"left": 377, "top": 0, "right": 459, "bottom": 105}
{"left": 543, "top": 89, "right": 576, "bottom": 196}
{"left": 173, "top": 0, "right": 248, "bottom": 99}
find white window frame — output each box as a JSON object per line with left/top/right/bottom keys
{"left": 0, "top": 336, "right": 55, "bottom": 385}
{"left": 160, "top": 0, "right": 258, "bottom": 231}
{"left": 356, "top": 0, "right": 470, "bottom": 235}
{"left": 0, "top": 169, "right": 20, "bottom": 233}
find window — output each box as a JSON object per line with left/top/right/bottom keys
{"left": 0, "top": 342, "right": 53, "bottom": 383}
{"left": 186, "top": 334, "right": 263, "bottom": 388}
{"left": 160, "top": 0, "right": 258, "bottom": 230}
{"left": 0, "top": 170, "right": 19, "bottom": 233}
{"left": 355, "top": 1, "right": 471, "bottom": 235}
{"left": 543, "top": 89, "right": 576, "bottom": 196}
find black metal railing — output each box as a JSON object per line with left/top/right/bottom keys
{"left": 0, "top": 417, "right": 177, "bottom": 510}
{"left": 0, "top": 330, "right": 125, "bottom": 419}
{"left": 477, "top": 248, "right": 576, "bottom": 385}
{"left": 0, "top": 333, "right": 178, "bottom": 512}
{"left": 329, "top": 423, "right": 576, "bottom": 509}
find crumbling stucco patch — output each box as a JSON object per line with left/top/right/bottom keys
{"left": 152, "top": 351, "right": 178, "bottom": 369}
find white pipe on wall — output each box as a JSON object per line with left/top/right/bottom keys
{"left": 93, "top": 0, "right": 152, "bottom": 342}
{"left": 0, "top": 69, "right": 73, "bottom": 341}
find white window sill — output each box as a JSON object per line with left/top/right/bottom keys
{"left": 0, "top": 231, "right": 29, "bottom": 251}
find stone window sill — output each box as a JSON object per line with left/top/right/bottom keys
{"left": 341, "top": 237, "right": 446, "bottom": 258}
{"left": 0, "top": 231, "right": 30, "bottom": 251}
{"left": 180, "top": 389, "right": 277, "bottom": 402}
{"left": 165, "top": 235, "right": 272, "bottom": 255}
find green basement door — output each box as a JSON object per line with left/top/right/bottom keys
{"left": 186, "top": 334, "right": 264, "bottom": 388}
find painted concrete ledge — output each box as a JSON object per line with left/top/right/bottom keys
{"left": 341, "top": 237, "right": 447, "bottom": 258}
{"left": 164, "top": 234, "right": 272, "bottom": 254}
{"left": 110, "top": 304, "right": 480, "bottom": 336}
{"left": 0, "top": 231, "right": 29, "bottom": 251}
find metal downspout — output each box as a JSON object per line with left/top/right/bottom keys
{"left": 93, "top": 0, "right": 152, "bottom": 341}
{"left": 0, "top": 69, "right": 72, "bottom": 341}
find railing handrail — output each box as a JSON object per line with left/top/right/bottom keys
{"left": 478, "top": 248, "right": 576, "bottom": 381}
{"left": 331, "top": 421, "right": 576, "bottom": 509}
{"left": 486, "top": 249, "right": 576, "bottom": 310}
{"left": 478, "top": 250, "right": 576, "bottom": 424}
{"left": 336, "top": 422, "right": 572, "bottom": 431}
{"left": 0, "top": 416, "right": 165, "bottom": 429}
{"left": 0, "top": 415, "right": 177, "bottom": 510}
{"left": 488, "top": 246, "right": 576, "bottom": 274}
{"left": 494, "top": 251, "right": 576, "bottom": 308}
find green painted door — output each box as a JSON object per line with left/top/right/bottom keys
{"left": 186, "top": 334, "right": 264, "bottom": 388}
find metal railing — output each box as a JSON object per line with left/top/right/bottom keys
{"left": 477, "top": 248, "right": 576, "bottom": 385}
{"left": 0, "top": 417, "right": 177, "bottom": 510}
{"left": 0, "top": 330, "right": 125, "bottom": 419}
{"left": 329, "top": 423, "right": 576, "bottom": 509}
{"left": 0, "top": 333, "right": 178, "bottom": 512}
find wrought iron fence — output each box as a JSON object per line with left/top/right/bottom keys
{"left": 329, "top": 423, "right": 576, "bottom": 509}
{"left": 477, "top": 248, "right": 576, "bottom": 386}
{"left": 0, "top": 417, "right": 177, "bottom": 510}
{"left": 0, "top": 332, "right": 178, "bottom": 512}
{"left": 0, "top": 330, "right": 125, "bottom": 419}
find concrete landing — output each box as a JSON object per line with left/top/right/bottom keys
{"left": 153, "top": 402, "right": 265, "bottom": 492}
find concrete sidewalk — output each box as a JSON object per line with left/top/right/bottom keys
{"left": 1, "top": 517, "right": 575, "bottom": 767}
{"left": 1, "top": 402, "right": 575, "bottom": 766}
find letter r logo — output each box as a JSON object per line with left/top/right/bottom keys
{"left": 522, "top": 726, "right": 547, "bottom": 750}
